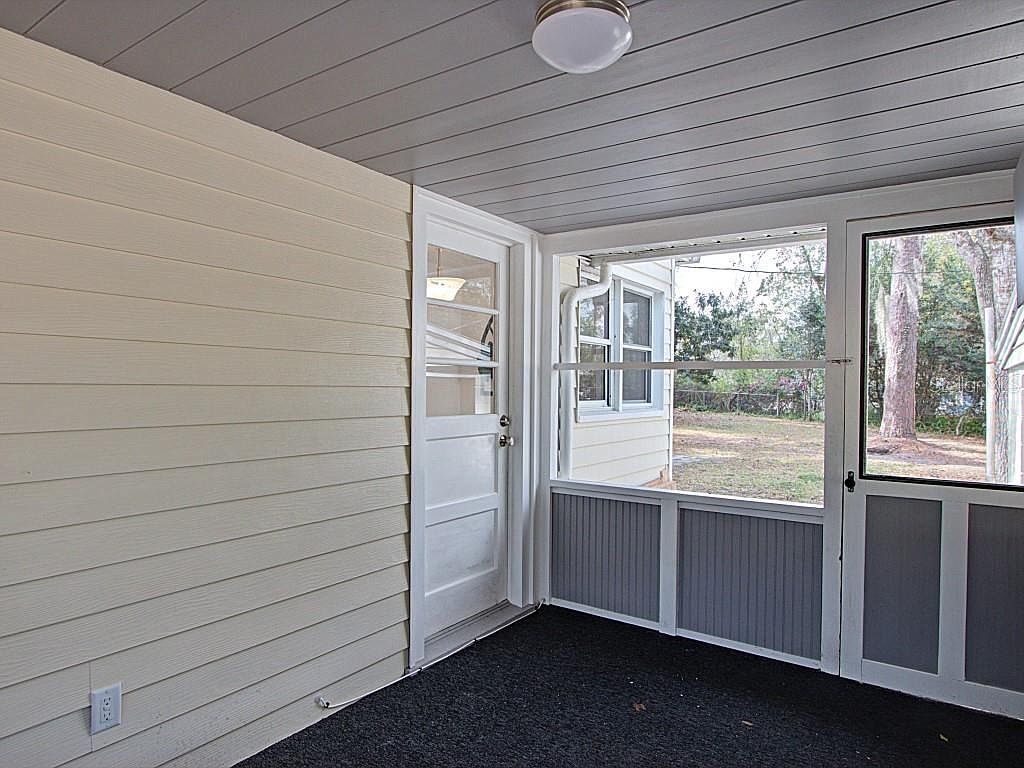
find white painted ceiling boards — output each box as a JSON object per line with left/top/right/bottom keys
{"left": 2, "top": 0, "right": 1022, "bottom": 232}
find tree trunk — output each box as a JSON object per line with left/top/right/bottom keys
{"left": 880, "top": 236, "right": 924, "bottom": 439}
{"left": 954, "top": 229, "right": 1015, "bottom": 482}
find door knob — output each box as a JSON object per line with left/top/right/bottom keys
{"left": 498, "top": 434, "right": 516, "bottom": 448}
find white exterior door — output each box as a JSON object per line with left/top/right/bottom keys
{"left": 422, "top": 222, "right": 511, "bottom": 640}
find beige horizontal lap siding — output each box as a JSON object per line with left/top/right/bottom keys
{"left": 0, "top": 29, "right": 412, "bottom": 768}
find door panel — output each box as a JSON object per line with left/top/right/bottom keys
{"left": 965, "top": 503, "right": 1024, "bottom": 693}
{"left": 425, "top": 433, "right": 498, "bottom": 506}
{"left": 422, "top": 222, "right": 510, "bottom": 641}
{"left": 862, "top": 495, "right": 941, "bottom": 673}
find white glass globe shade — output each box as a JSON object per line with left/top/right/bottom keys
{"left": 532, "top": 7, "right": 633, "bottom": 74}
{"left": 426, "top": 277, "right": 466, "bottom": 302}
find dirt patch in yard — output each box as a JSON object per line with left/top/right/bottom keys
{"left": 864, "top": 428, "right": 985, "bottom": 483}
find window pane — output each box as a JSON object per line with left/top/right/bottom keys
{"left": 674, "top": 368, "right": 825, "bottom": 504}
{"left": 579, "top": 290, "right": 609, "bottom": 339}
{"left": 427, "top": 245, "right": 496, "bottom": 308}
{"left": 863, "top": 222, "right": 1018, "bottom": 486}
{"left": 622, "top": 290, "right": 651, "bottom": 346}
{"left": 578, "top": 344, "right": 608, "bottom": 403}
{"left": 427, "top": 305, "right": 496, "bottom": 363}
{"left": 426, "top": 365, "right": 494, "bottom": 416}
{"left": 622, "top": 348, "right": 651, "bottom": 403}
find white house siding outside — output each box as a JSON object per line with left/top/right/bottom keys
{"left": 560, "top": 256, "right": 675, "bottom": 487}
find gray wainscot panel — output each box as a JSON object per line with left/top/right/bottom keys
{"left": 676, "top": 508, "right": 823, "bottom": 660}
{"left": 966, "top": 504, "right": 1024, "bottom": 692}
{"left": 550, "top": 492, "right": 660, "bottom": 621}
{"left": 862, "top": 495, "right": 942, "bottom": 673}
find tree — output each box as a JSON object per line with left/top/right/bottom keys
{"left": 915, "top": 236, "right": 985, "bottom": 425}
{"left": 877, "top": 235, "right": 924, "bottom": 439}
{"left": 953, "top": 228, "right": 1016, "bottom": 481}
{"left": 674, "top": 291, "right": 737, "bottom": 385}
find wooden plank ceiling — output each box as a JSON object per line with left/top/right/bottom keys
{"left": 2, "top": 0, "right": 1022, "bottom": 233}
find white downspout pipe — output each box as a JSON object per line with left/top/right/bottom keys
{"left": 558, "top": 262, "right": 613, "bottom": 478}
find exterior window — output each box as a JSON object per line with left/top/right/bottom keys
{"left": 578, "top": 286, "right": 610, "bottom": 405}
{"left": 622, "top": 290, "right": 652, "bottom": 404}
{"left": 577, "top": 278, "right": 661, "bottom": 415}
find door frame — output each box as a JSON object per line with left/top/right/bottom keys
{"left": 410, "top": 187, "right": 539, "bottom": 669}
{"left": 839, "top": 203, "right": 1024, "bottom": 717}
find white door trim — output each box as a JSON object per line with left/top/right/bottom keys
{"left": 410, "top": 187, "right": 539, "bottom": 669}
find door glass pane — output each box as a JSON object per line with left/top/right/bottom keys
{"left": 427, "top": 305, "right": 497, "bottom": 363}
{"left": 578, "top": 344, "right": 608, "bottom": 404}
{"left": 427, "top": 245, "right": 496, "bottom": 308}
{"left": 622, "top": 290, "right": 651, "bottom": 346}
{"left": 623, "top": 348, "right": 651, "bottom": 403}
{"left": 863, "top": 221, "right": 1019, "bottom": 486}
{"left": 426, "top": 365, "right": 495, "bottom": 416}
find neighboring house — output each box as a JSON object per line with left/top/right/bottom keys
{"left": 560, "top": 255, "right": 675, "bottom": 487}
{"left": 997, "top": 303, "right": 1024, "bottom": 486}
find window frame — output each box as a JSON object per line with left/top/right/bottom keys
{"left": 857, "top": 215, "right": 1021, "bottom": 491}
{"left": 577, "top": 278, "right": 612, "bottom": 408}
{"left": 620, "top": 286, "right": 655, "bottom": 407}
{"left": 576, "top": 275, "right": 666, "bottom": 421}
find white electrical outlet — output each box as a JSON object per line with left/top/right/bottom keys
{"left": 90, "top": 682, "right": 122, "bottom": 735}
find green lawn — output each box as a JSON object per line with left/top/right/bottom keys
{"left": 673, "top": 410, "right": 825, "bottom": 505}
{"left": 673, "top": 409, "right": 987, "bottom": 505}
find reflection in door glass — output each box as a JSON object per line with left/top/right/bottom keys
{"left": 426, "top": 305, "right": 497, "bottom": 363}
{"left": 427, "top": 245, "right": 496, "bottom": 308}
{"left": 863, "top": 222, "right": 1019, "bottom": 486}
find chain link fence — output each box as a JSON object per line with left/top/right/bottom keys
{"left": 674, "top": 388, "right": 824, "bottom": 420}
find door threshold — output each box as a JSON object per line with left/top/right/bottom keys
{"left": 420, "top": 602, "right": 537, "bottom": 668}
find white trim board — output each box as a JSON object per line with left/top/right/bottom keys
{"left": 541, "top": 170, "right": 1013, "bottom": 256}
{"left": 548, "top": 598, "right": 661, "bottom": 633}
{"left": 674, "top": 627, "right": 822, "bottom": 671}
{"left": 409, "top": 187, "right": 540, "bottom": 669}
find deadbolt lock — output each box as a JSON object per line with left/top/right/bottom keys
{"left": 499, "top": 414, "right": 511, "bottom": 427}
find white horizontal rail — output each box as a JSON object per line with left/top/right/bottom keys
{"left": 427, "top": 357, "right": 498, "bottom": 368}
{"left": 555, "top": 359, "right": 828, "bottom": 371}
{"left": 426, "top": 298, "right": 499, "bottom": 315}
{"left": 549, "top": 478, "right": 824, "bottom": 522}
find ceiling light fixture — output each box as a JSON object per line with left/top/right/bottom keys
{"left": 426, "top": 277, "right": 465, "bottom": 302}
{"left": 532, "top": 0, "right": 632, "bottom": 74}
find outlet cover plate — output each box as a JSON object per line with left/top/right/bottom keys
{"left": 90, "top": 682, "right": 122, "bottom": 734}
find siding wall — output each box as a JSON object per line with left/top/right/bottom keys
{"left": 559, "top": 256, "right": 674, "bottom": 486}
{"left": 0, "top": 30, "right": 412, "bottom": 768}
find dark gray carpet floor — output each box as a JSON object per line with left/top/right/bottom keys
{"left": 236, "top": 606, "right": 1024, "bottom": 767}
